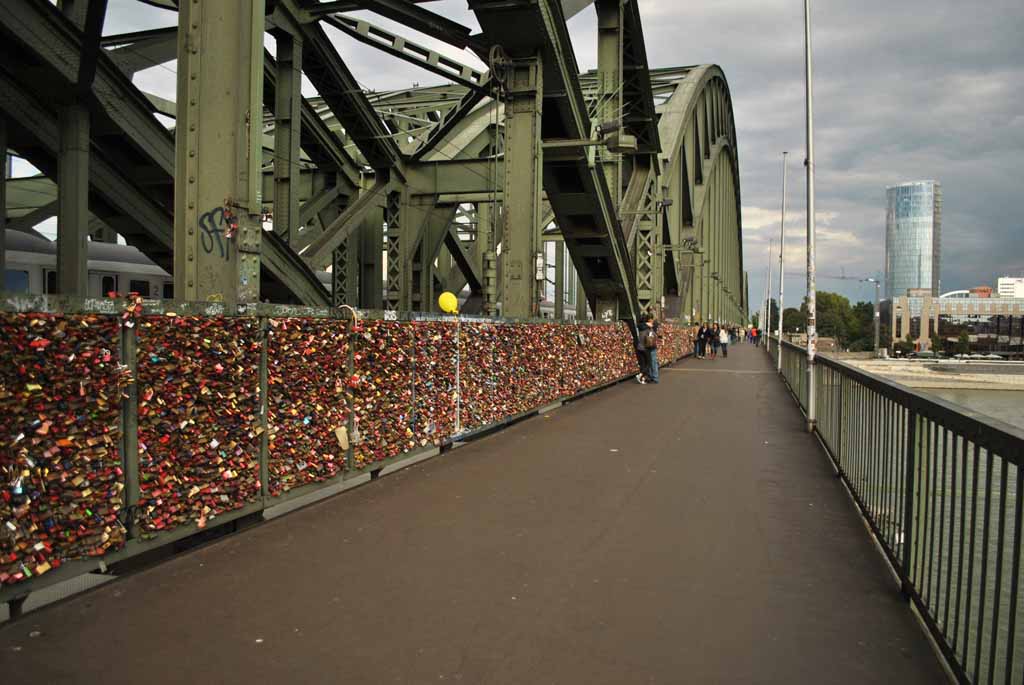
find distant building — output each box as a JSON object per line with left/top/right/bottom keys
{"left": 970, "top": 286, "right": 993, "bottom": 298}
{"left": 891, "top": 292, "right": 1024, "bottom": 356}
{"left": 885, "top": 181, "right": 942, "bottom": 298}
{"left": 997, "top": 276, "right": 1024, "bottom": 298}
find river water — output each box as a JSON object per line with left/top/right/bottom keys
{"left": 924, "top": 388, "right": 1024, "bottom": 429}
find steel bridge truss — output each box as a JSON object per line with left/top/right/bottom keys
{"left": 0, "top": 0, "right": 747, "bottom": 324}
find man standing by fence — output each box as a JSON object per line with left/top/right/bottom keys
{"left": 635, "top": 314, "right": 660, "bottom": 384}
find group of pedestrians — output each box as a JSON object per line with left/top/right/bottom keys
{"left": 632, "top": 314, "right": 753, "bottom": 384}
{"left": 695, "top": 322, "right": 733, "bottom": 360}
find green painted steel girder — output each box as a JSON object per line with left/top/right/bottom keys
{"left": 0, "top": 1, "right": 745, "bottom": 320}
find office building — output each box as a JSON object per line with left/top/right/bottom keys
{"left": 892, "top": 291, "right": 1024, "bottom": 355}
{"left": 885, "top": 181, "right": 942, "bottom": 298}
{"left": 997, "top": 276, "right": 1024, "bottom": 299}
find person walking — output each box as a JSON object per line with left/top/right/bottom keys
{"left": 719, "top": 324, "right": 730, "bottom": 358}
{"left": 695, "top": 322, "right": 705, "bottom": 359}
{"left": 709, "top": 322, "right": 719, "bottom": 360}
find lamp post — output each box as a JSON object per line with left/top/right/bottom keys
{"left": 777, "top": 152, "right": 788, "bottom": 371}
{"left": 765, "top": 239, "right": 774, "bottom": 351}
{"left": 862, "top": 277, "right": 881, "bottom": 356}
{"left": 803, "top": 0, "right": 818, "bottom": 432}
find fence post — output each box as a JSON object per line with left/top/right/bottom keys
{"left": 901, "top": 409, "right": 918, "bottom": 597}
{"left": 345, "top": 314, "right": 355, "bottom": 470}
{"left": 120, "top": 318, "right": 140, "bottom": 539}
{"left": 835, "top": 372, "right": 843, "bottom": 475}
{"left": 258, "top": 316, "right": 270, "bottom": 503}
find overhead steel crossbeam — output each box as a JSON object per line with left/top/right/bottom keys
{"left": 308, "top": 0, "right": 490, "bottom": 58}
{"left": 619, "top": 0, "right": 659, "bottom": 155}
{"left": 470, "top": 0, "right": 639, "bottom": 322}
{"left": 278, "top": 2, "right": 403, "bottom": 172}
{"left": 324, "top": 14, "right": 487, "bottom": 92}
{"left": 262, "top": 49, "right": 362, "bottom": 185}
{"left": 0, "top": 69, "right": 173, "bottom": 263}
{"left": 410, "top": 86, "right": 487, "bottom": 161}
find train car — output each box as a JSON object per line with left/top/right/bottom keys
{"left": 3, "top": 229, "right": 332, "bottom": 298}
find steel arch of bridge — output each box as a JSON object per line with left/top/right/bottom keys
{"left": 0, "top": 0, "right": 747, "bottom": 324}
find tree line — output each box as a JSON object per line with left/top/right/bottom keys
{"left": 752, "top": 291, "right": 887, "bottom": 352}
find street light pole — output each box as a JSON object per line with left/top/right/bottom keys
{"left": 803, "top": 0, "right": 818, "bottom": 432}
{"left": 778, "top": 151, "right": 788, "bottom": 372}
{"left": 863, "top": 277, "right": 881, "bottom": 356}
{"left": 766, "top": 239, "right": 774, "bottom": 352}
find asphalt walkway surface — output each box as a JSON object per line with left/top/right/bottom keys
{"left": 0, "top": 344, "right": 947, "bottom": 684}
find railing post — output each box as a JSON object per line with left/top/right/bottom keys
{"left": 120, "top": 318, "right": 140, "bottom": 539}
{"left": 835, "top": 373, "right": 843, "bottom": 475}
{"left": 901, "top": 409, "right": 918, "bottom": 597}
{"left": 345, "top": 314, "right": 356, "bottom": 470}
{"left": 258, "top": 316, "right": 270, "bottom": 503}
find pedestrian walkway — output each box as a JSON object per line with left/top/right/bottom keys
{"left": 0, "top": 345, "right": 947, "bottom": 684}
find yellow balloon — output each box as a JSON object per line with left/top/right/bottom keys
{"left": 438, "top": 291, "right": 459, "bottom": 314}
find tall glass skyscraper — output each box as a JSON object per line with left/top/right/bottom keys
{"left": 885, "top": 180, "right": 942, "bottom": 298}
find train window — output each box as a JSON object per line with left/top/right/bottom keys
{"left": 162, "top": 282, "right": 174, "bottom": 299}
{"left": 4, "top": 270, "right": 30, "bottom": 294}
{"left": 101, "top": 275, "right": 118, "bottom": 296}
{"left": 45, "top": 270, "right": 57, "bottom": 294}
{"left": 129, "top": 279, "right": 151, "bottom": 297}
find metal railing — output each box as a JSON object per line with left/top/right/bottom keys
{"left": 771, "top": 337, "right": 1024, "bottom": 685}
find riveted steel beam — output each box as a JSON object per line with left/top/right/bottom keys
{"left": 279, "top": 0, "right": 403, "bottom": 172}
{"left": 174, "top": 0, "right": 265, "bottom": 304}
{"left": 470, "top": 0, "right": 638, "bottom": 323}
{"left": 305, "top": 178, "right": 388, "bottom": 265}
{"left": 323, "top": 15, "right": 487, "bottom": 90}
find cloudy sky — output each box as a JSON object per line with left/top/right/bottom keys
{"left": 22, "top": 0, "right": 1024, "bottom": 309}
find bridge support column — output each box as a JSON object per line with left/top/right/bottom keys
{"left": 594, "top": 298, "right": 619, "bottom": 322}
{"left": 332, "top": 240, "right": 351, "bottom": 307}
{"left": 576, "top": 281, "right": 589, "bottom": 320}
{"left": 633, "top": 172, "right": 662, "bottom": 317}
{"left": 0, "top": 119, "right": 6, "bottom": 278}
{"left": 358, "top": 208, "right": 383, "bottom": 309}
{"left": 476, "top": 202, "right": 499, "bottom": 315}
{"left": 383, "top": 187, "right": 407, "bottom": 310}
{"left": 174, "top": 0, "right": 265, "bottom": 304}
{"left": 410, "top": 203, "right": 455, "bottom": 312}
{"left": 57, "top": 104, "right": 89, "bottom": 295}
{"left": 554, "top": 241, "right": 565, "bottom": 320}
{"left": 596, "top": 0, "right": 624, "bottom": 206}
{"left": 272, "top": 28, "right": 303, "bottom": 244}
{"left": 500, "top": 56, "right": 543, "bottom": 318}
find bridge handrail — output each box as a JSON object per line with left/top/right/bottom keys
{"left": 767, "top": 335, "right": 1024, "bottom": 685}
{"left": 772, "top": 336, "right": 1024, "bottom": 462}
